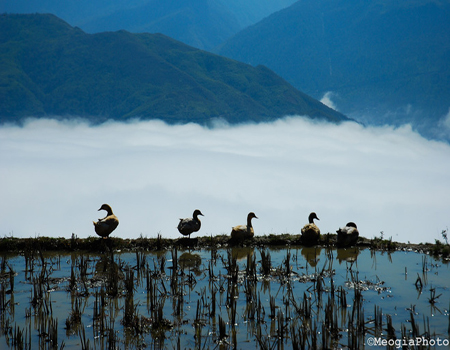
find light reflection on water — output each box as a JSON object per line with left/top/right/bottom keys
{"left": 0, "top": 247, "right": 449, "bottom": 349}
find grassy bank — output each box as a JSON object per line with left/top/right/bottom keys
{"left": 0, "top": 233, "right": 449, "bottom": 259}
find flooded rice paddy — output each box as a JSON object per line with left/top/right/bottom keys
{"left": 0, "top": 243, "right": 449, "bottom": 349}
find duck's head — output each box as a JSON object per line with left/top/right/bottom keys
{"left": 193, "top": 209, "right": 204, "bottom": 218}
{"left": 308, "top": 212, "right": 319, "bottom": 223}
{"left": 98, "top": 204, "right": 114, "bottom": 214}
{"left": 346, "top": 222, "right": 357, "bottom": 228}
{"left": 248, "top": 212, "right": 258, "bottom": 220}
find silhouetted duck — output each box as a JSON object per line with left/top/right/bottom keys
{"left": 337, "top": 222, "right": 359, "bottom": 247}
{"left": 93, "top": 204, "right": 119, "bottom": 239}
{"left": 231, "top": 212, "right": 258, "bottom": 240}
{"left": 178, "top": 209, "right": 204, "bottom": 239}
{"left": 301, "top": 212, "right": 320, "bottom": 245}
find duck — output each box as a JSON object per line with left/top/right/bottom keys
{"left": 178, "top": 209, "right": 204, "bottom": 239}
{"left": 301, "top": 212, "right": 320, "bottom": 246}
{"left": 93, "top": 204, "right": 119, "bottom": 239}
{"left": 231, "top": 212, "right": 258, "bottom": 240}
{"left": 336, "top": 222, "right": 359, "bottom": 247}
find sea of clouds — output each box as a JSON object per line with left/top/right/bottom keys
{"left": 1, "top": 115, "right": 449, "bottom": 244}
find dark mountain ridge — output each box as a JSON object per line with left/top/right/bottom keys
{"left": 0, "top": 14, "right": 347, "bottom": 124}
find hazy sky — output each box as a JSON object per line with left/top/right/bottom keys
{"left": 1, "top": 116, "right": 449, "bottom": 244}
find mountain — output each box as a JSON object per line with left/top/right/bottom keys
{"left": 0, "top": 14, "right": 347, "bottom": 124}
{"left": 1, "top": 0, "right": 297, "bottom": 50}
{"left": 79, "top": 0, "right": 242, "bottom": 50}
{"left": 217, "top": 0, "right": 450, "bottom": 137}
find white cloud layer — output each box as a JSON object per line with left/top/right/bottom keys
{"left": 1, "top": 116, "right": 449, "bottom": 244}
{"left": 320, "top": 91, "right": 338, "bottom": 111}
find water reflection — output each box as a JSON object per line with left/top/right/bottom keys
{"left": 231, "top": 246, "right": 254, "bottom": 261}
{"left": 300, "top": 246, "right": 322, "bottom": 267}
{"left": 336, "top": 247, "right": 360, "bottom": 264}
{"left": 179, "top": 252, "right": 201, "bottom": 274}
{"left": 0, "top": 246, "right": 449, "bottom": 349}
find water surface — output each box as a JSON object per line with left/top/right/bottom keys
{"left": 0, "top": 246, "right": 449, "bottom": 349}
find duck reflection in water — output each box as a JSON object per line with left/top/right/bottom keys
{"left": 301, "top": 247, "right": 322, "bottom": 267}
{"left": 94, "top": 253, "right": 123, "bottom": 281}
{"left": 231, "top": 246, "right": 255, "bottom": 261}
{"left": 336, "top": 247, "right": 360, "bottom": 264}
{"left": 179, "top": 252, "right": 202, "bottom": 275}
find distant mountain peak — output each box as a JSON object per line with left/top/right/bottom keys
{"left": 0, "top": 14, "right": 348, "bottom": 125}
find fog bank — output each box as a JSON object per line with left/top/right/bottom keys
{"left": 1, "top": 116, "right": 449, "bottom": 244}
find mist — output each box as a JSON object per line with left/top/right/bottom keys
{"left": 1, "top": 116, "right": 449, "bottom": 244}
